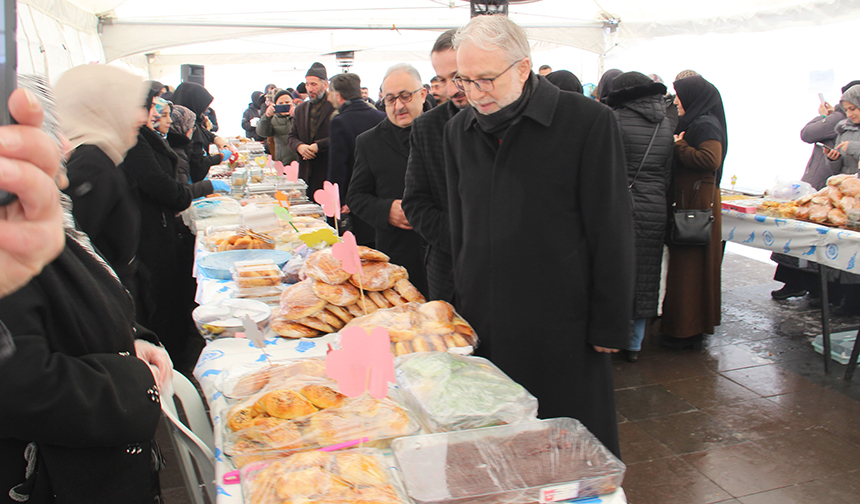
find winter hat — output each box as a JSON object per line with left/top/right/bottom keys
{"left": 297, "top": 82, "right": 307, "bottom": 94}
{"left": 306, "top": 62, "right": 328, "bottom": 81}
{"left": 170, "top": 104, "right": 197, "bottom": 137}
{"left": 605, "top": 71, "right": 666, "bottom": 108}
{"left": 675, "top": 69, "right": 700, "bottom": 81}
{"left": 274, "top": 88, "right": 291, "bottom": 103}
{"left": 291, "top": 90, "right": 301, "bottom": 99}
{"left": 251, "top": 90, "right": 263, "bottom": 104}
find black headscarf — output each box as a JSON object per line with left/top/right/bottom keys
{"left": 545, "top": 70, "right": 583, "bottom": 94}
{"left": 597, "top": 69, "right": 623, "bottom": 102}
{"left": 843, "top": 80, "right": 860, "bottom": 94}
{"left": 605, "top": 72, "right": 666, "bottom": 108}
{"left": 674, "top": 75, "right": 728, "bottom": 180}
{"left": 171, "top": 82, "right": 215, "bottom": 119}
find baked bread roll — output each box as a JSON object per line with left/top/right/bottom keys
{"left": 325, "top": 305, "right": 353, "bottom": 324}
{"left": 841, "top": 177, "right": 860, "bottom": 197}
{"left": 443, "top": 333, "right": 470, "bottom": 348}
{"left": 411, "top": 336, "right": 430, "bottom": 353}
{"left": 335, "top": 452, "right": 388, "bottom": 487}
{"left": 304, "top": 249, "right": 351, "bottom": 285}
{"left": 427, "top": 334, "right": 447, "bottom": 352}
{"left": 247, "top": 417, "right": 302, "bottom": 449}
{"left": 295, "top": 315, "right": 336, "bottom": 334}
{"left": 382, "top": 288, "right": 408, "bottom": 306}
{"left": 394, "top": 341, "right": 412, "bottom": 356}
{"left": 227, "top": 406, "right": 256, "bottom": 432}
{"left": 258, "top": 389, "right": 319, "bottom": 419}
{"left": 316, "top": 309, "right": 345, "bottom": 330}
{"left": 279, "top": 279, "right": 326, "bottom": 319}
{"left": 300, "top": 384, "right": 347, "bottom": 409}
{"left": 357, "top": 246, "right": 390, "bottom": 262}
{"left": 311, "top": 279, "right": 360, "bottom": 306}
{"left": 349, "top": 262, "right": 408, "bottom": 291}
{"left": 271, "top": 318, "right": 321, "bottom": 339}
{"left": 394, "top": 278, "right": 425, "bottom": 303}
{"left": 345, "top": 297, "right": 379, "bottom": 317}
{"left": 232, "top": 371, "right": 269, "bottom": 397}
{"left": 368, "top": 290, "right": 392, "bottom": 309}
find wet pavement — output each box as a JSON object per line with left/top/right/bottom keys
{"left": 616, "top": 248, "right": 860, "bottom": 504}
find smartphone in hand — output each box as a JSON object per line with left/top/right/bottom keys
{"left": 819, "top": 93, "right": 826, "bottom": 104}
{"left": 0, "top": 0, "right": 18, "bottom": 207}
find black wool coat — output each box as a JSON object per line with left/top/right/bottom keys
{"left": 242, "top": 103, "right": 265, "bottom": 141}
{"left": 402, "top": 100, "right": 461, "bottom": 303}
{"left": 444, "top": 78, "right": 635, "bottom": 458}
{"left": 0, "top": 237, "right": 162, "bottom": 504}
{"left": 348, "top": 118, "right": 429, "bottom": 297}
{"left": 121, "top": 126, "right": 193, "bottom": 358}
{"left": 62, "top": 145, "right": 140, "bottom": 288}
{"left": 612, "top": 94, "right": 674, "bottom": 320}
{"left": 287, "top": 96, "right": 336, "bottom": 197}
{"left": 328, "top": 100, "right": 386, "bottom": 246}
{"left": 168, "top": 131, "right": 214, "bottom": 199}
{"left": 172, "top": 82, "right": 222, "bottom": 181}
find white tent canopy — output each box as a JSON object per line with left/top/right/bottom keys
{"left": 18, "top": 0, "right": 860, "bottom": 192}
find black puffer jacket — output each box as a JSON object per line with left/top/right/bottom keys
{"left": 167, "top": 131, "right": 214, "bottom": 199}
{"left": 612, "top": 93, "right": 674, "bottom": 319}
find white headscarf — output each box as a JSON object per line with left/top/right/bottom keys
{"left": 54, "top": 65, "right": 149, "bottom": 165}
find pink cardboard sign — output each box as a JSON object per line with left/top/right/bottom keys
{"left": 284, "top": 161, "right": 299, "bottom": 182}
{"left": 325, "top": 326, "right": 394, "bottom": 399}
{"left": 313, "top": 181, "right": 341, "bottom": 220}
{"left": 331, "top": 231, "right": 362, "bottom": 275}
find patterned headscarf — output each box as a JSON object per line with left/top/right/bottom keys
{"left": 169, "top": 104, "right": 196, "bottom": 137}
{"left": 152, "top": 96, "right": 171, "bottom": 128}
{"left": 675, "top": 69, "right": 700, "bottom": 81}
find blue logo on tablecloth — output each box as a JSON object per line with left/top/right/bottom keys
{"left": 763, "top": 231, "right": 775, "bottom": 247}
{"left": 216, "top": 486, "right": 231, "bottom": 497}
{"left": 200, "top": 369, "right": 222, "bottom": 378}
{"left": 196, "top": 349, "right": 224, "bottom": 368}
{"left": 211, "top": 391, "right": 223, "bottom": 401}
{"left": 248, "top": 339, "right": 277, "bottom": 348}
{"left": 218, "top": 286, "right": 229, "bottom": 293}
{"left": 838, "top": 230, "right": 850, "bottom": 240}
{"left": 826, "top": 244, "right": 839, "bottom": 260}
{"left": 784, "top": 239, "right": 792, "bottom": 254}
{"left": 728, "top": 227, "right": 736, "bottom": 240}
{"left": 816, "top": 227, "right": 829, "bottom": 235}
{"left": 296, "top": 340, "right": 316, "bottom": 353}
{"left": 215, "top": 447, "right": 223, "bottom": 462}
{"left": 775, "top": 219, "right": 787, "bottom": 227}
{"left": 850, "top": 253, "right": 857, "bottom": 270}
{"left": 803, "top": 245, "right": 816, "bottom": 256}
{"left": 755, "top": 215, "right": 766, "bottom": 223}
{"left": 743, "top": 232, "right": 755, "bottom": 244}
{"left": 256, "top": 353, "right": 268, "bottom": 362}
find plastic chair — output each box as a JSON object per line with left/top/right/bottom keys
{"left": 162, "top": 370, "right": 216, "bottom": 504}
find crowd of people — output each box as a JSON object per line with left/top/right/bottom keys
{"left": 0, "top": 13, "right": 743, "bottom": 502}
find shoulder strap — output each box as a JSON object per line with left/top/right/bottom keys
{"left": 629, "top": 123, "right": 661, "bottom": 190}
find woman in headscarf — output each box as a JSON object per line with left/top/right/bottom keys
{"left": 596, "top": 68, "right": 623, "bottom": 103}
{"left": 545, "top": 70, "right": 583, "bottom": 94}
{"left": 168, "top": 104, "right": 229, "bottom": 198}
{"left": 824, "top": 84, "right": 860, "bottom": 175}
{"left": 121, "top": 88, "right": 196, "bottom": 368}
{"left": 59, "top": 65, "right": 148, "bottom": 300}
{"left": 256, "top": 88, "right": 299, "bottom": 166}
{"left": 1, "top": 70, "right": 172, "bottom": 504}
{"left": 661, "top": 75, "right": 728, "bottom": 349}
{"left": 606, "top": 72, "right": 675, "bottom": 361}
{"left": 171, "top": 81, "right": 228, "bottom": 182}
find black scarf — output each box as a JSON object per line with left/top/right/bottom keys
{"left": 393, "top": 123, "right": 412, "bottom": 151}
{"left": 674, "top": 75, "right": 728, "bottom": 182}
{"left": 474, "top": 72, "right": 539, "bottom": 140}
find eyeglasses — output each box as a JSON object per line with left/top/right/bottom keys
{"left": 453, "top": 59, "right": 523, "bottom": 93}
{"left": 383, "top": 88, "right": 423, "bottom": 106}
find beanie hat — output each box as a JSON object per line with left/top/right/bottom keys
{"left": 297, "top": 82, "right": 307, "bottom": 94}
{"left": 306, "top": 62, "right": 328, "bottom": 81}
{"left": 605, "top": 71, "right": 666, "bottom": 108}
{"left": 274, "top": 89, "right": 291, "bottom": 103}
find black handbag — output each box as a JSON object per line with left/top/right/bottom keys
{"left": 669, "top": 177, "right": 717, "bottom": 247}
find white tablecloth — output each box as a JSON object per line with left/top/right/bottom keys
{"left": 192, "top": 335, "right": 627, "bottom": 504}
{"left": 721, "top": 208, "right": 860, "bottom": 274}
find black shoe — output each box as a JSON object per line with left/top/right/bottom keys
{"left": 771, "top": 286, "right": 808, "bottom": 300}
{"left": 624, "top": 350, "right": 639, "bottom": 363}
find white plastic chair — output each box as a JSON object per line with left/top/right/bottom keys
{"left": 162, "top": 370, "right": 216, "bottom": 504}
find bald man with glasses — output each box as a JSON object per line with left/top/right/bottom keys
{"left": 346, "top": 63, "right": 430, "bottom": 296}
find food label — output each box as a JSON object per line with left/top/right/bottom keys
{"left": 539, "top": 482, "right": 581, "bottom": 503}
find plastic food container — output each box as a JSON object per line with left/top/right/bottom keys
{"left": 224, "top": 392, "right": 419, "bottom": 468}
{"left": 231, "top": 260, "right": 283, "bottom": 289}
{"left": 182, "top": 197, "right": 242, "bottom": 235}
{"left": 289, "top": 203, "right": 326, "bottom": 220}
{"left": 231, "top": 168, "right": 248, "bottom": 187}
{"left": 240, "top": 448, "right": 409, "bottom": 504}
{"left": 197, "top": 249, "right": 292, "bottom": 280}
{"left": 395, "top": 352, "right": 538, "bottom": 433}
{"left": 192, "top": 299, "right": 271, "bottom": 340}
{"left": 392, "top": 418, "right": 626, "bottom": 504}
{"left": 214, "top": 358, "right": 329, "bottom": 399}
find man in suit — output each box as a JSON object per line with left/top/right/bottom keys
{"left": 287, "top": 62, "right": 336, "bottom": 196}
{"left": 327, "top": 73, "right": 386, "bottom": 246}
{"left": 401, "top": 29, "right": 470, "bottom": 302}
{"left": 347, "top": 64, "right": 429, "bottom": 295}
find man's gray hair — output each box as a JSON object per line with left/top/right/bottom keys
{"left": 453, "top": 15, "right": 532, "bottom": 67}
{"left": 382, "top": 63, "right": 422, "bottom": 88}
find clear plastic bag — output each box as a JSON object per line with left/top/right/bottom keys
{"left": 392, "top": 418, "right": 626, "bottom": 504}
{"left": 395, "top": 352, "right": 537, "bottom": 433}
{"left": 342, "top": 301, "right": 478, "bottom": 357}
{"left": 214, "top": 357, "right": 329, "bottom": 399}
{"left": 766, "top": 180, "right": 815, "bottom": 200}
{"left": 240, "top": 448, "right": 409, "bottom": 504}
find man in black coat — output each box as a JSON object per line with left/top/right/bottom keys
{"left": 328, "top": 73, "right": 386, "bottom": 246}
{"left": 242, "top": 91, "right": 266, "bottom": 141}
{"left": 288, "top": 62, "right": 336, "bottom": 197}
{"left": 402, "top": 29, "right": 470, "bottom": 303}
{"left": 445, "top": 16, "right": 634, "bottom": 457}
{"left": 347, "top": 63, "right": 429, "bottom": 296}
